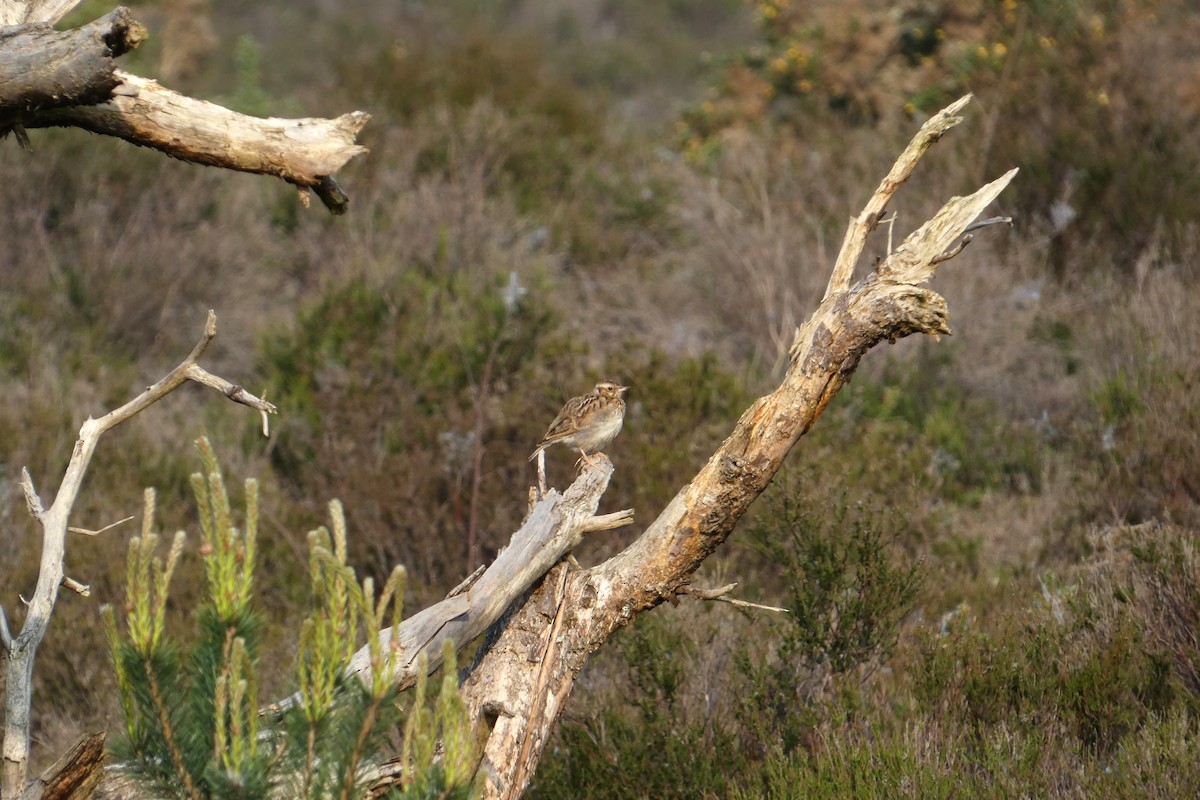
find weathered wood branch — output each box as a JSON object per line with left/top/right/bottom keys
{"left": 0, "top": 7, "right": 144, "bottom": 124}
{"left": 0, "top": 0, "right": 78, "bottom": 26}
{"left": 455, "top": 95, "right": 1016, "bottom": 800}
{"left": 31, "top": 72, "right": 370, "bottom": 213}
{"left": 269, "top": 459, "right": 631, "bottom": 716}
{"left": 823, "top": 94, "right": 973, "bottom": 300}
{"left": 20, "top": 731, "right": 105, "bottom": 800}
{"left": 1, "top": 311, "right": 275, "bottom": 800}
{"left": 0, "top": 6, "right": 369, "bottom": 213}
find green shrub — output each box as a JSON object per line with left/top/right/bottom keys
{"left": 531, "top": 613, "right": 741, "bottom": 800}
{"left": 735, "top": 476, "right": 923, "bottom": 754}
{"left": 103, "top": 439, "right": 476, "bottom": 799}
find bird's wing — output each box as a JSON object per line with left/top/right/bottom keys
{"left": 530, "top": 396, "right": 591, "bottom": 453}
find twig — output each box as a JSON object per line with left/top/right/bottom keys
{"left": 963, "top": 215, "right": 1013, "bottom": 234}
{"left": 445, "top": 564, "right": 488, "bottom": 600}
{"left": 259, "top": 390, "right": 271, "bottom": 437}
{"left": 931, "top": 234, "right": 973, "bottom": 265}
{"left": 60, "top": 577, "right": 90, "bottom": 597}
{"left": 183, "top": 364, "right": 276, "bottom": 415}
{"left": 20, "top": 468, "right": 44, "bottom": 520}
{"left": 3, "top": 309, "right": 278, "bottom": 796}
{"left": 674, "top": 583, "right": 789, "bottom": 613}
{"left": 68, "top": 514, "right": 135, "bottom": 537}
{"left": 883, "top": 211, "right": 898, "bottom": 255}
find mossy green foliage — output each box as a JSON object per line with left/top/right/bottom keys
{"left": 103, "top": 440, "right": 477, "bottom": 799}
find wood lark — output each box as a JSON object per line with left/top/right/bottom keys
{"left": 530, "top": 381, "right": 628, "bottom": 468}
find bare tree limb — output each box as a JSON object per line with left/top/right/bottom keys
{"left": 455, "top": 95, "right": 1016, "bottom": 800}
{"left": 675, "top": 583, "right": 789, "bottom": 613}
{"left": 0, "top": 7, "right": 144, "bottom": 124}
{"left": 59, "top": 578, "right": 89, "bottom": 598}
{"left": 2, "top": 310, "right": 276, "bottom": 799}
{"left": 30, "top": 71, "right": 371, "bottom": 214}
{"left": 0, "top": 7, "right": 370, "bottom": 214}
{"left": 822, "top": 94, "right": 973, "bottom": 301}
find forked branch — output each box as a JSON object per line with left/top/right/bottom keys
{"left": 1, "top": 310, "right": 275, "bottom": 799}
{"left": 823, "top": 94, "right": 974, "bottom": 300}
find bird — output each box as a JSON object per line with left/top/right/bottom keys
{"left": 529, "top": 381, "right": 629, "bottom": 468}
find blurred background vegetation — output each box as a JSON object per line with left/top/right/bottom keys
{"left": 1, "top": 0, "right": 1197, "bottom": 795}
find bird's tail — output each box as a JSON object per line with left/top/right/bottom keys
{"left": 528, "top": 445, "right": 545, "bottom": 463}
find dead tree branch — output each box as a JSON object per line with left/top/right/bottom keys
{"left": 0, "top": 7, "right": 144, "bottom": 124}
{"left": 455, "top": 95, "right": 1016, "bottom": 800}
{"left": 21, "top": 730, "right": 106, "bottom": 800}
{"left": 0, "top": 4, "right": 369, "bottom": 213}
{"left": 1, "top": 311, "right": 275, "bottom": 799}
{"left": 269, "top": 460, "right": 632, "bottom": 715}
{"left": 0, "top": 0, "right": 79, "bottom": 26}
{"left": 823, "top": 94, "right": 973, "bottom": 300}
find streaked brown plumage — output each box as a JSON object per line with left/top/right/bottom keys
{"left": 529, "top": 381, "right": 628, "bottom": 464}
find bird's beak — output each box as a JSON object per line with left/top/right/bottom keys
{"left": 619, "top": 385, "right": 630, "bottom": 395}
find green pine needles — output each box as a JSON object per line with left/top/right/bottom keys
{"left": 101, "top": 437, "right": 477, "bottom": 799}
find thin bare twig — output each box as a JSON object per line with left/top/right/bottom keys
{"left": 675, "top": 583, "right": 789, "bottom": 613}
{"left": 3, "top": 309, "right": 277, "bottom": 796}
{"left": 931, "top": 234, "right": 973, "bottom": 265}
{"left": 259, "top": 390, "right": 271, "bottom": 437}
{"left": 183, "top": 365, "right": 276, "bottom": 414}
{"left": 68, "top": 514, "right": 135, "bottom": 537}
{"left": 446, "top": 564, "right": 488, "bottom": 600}
{"left": 964, "top": 215, "right": 1014, "bottom": 233}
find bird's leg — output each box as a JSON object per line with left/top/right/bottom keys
{"left": 575, "top": 450, "right": 601, "bottom": 471}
